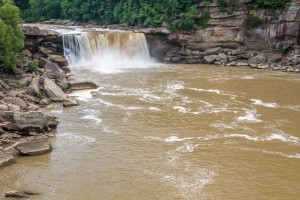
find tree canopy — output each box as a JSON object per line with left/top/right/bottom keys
{"left": 0, "top": 0, "right": 24, "bottom": 73}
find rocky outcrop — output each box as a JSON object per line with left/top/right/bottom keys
{"left": 145, "top": 0, "right": 300, "bottom": 72}
{"left": 0, "top": 111, "right": 58, "bottom": 133}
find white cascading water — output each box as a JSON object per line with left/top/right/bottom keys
{"left": 63, "top": 31, "right": 152, "bottom": 72}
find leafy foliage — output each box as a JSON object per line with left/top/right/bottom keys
{"left": 244, "top": 11, "right": 263, "bottom": 29}
{"left": 18, "top": 0, "right": 209, "bottom": 31}
{"left": 27, "top": 60, "right": 38, "bottom": 72}
{"left": 254, "top": 0, "right": 291, "bottom": 8}
{"left": 21, "top": 0, "right": 62, "bottom": 22}
{"left": 0, "top": 0, "right": 24, "bottom": 73}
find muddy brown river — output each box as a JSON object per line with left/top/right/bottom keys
{"left": 1, "top": 64, "right": 300, "bottom": 200}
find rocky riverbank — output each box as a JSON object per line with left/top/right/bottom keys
{"left": 0, "top": 25, "right": 97, "bottom": 169}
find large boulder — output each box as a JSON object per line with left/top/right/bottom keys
{"left": 27, "top": 77, "right": 41, "bottom": 97}
{"left": 43, "top": 78, "right": 67, "bottom": 100}
{"left": 44, "top": 62, "right": 68, "bottom": 90}
{"left": 48, "top": 55, "right": 68, "bottom": 67}
{"left": 203, "top": 47, "right": 221, "bottom": 56}
{"left": 0, "top": 79, "right": 10, "bottom": 90}
{"left": 18, "top": 77, "right": 32, "bottom": 86}
{"left": 292, "top": 57, "right": 300, "bottom": 65}
{"left": 13, "top": 112, "right": 48, "bottom": 132}
{"left": 2, "top": 97, "right": 27, "bottom": 109}
{"left": 230, "top": 49, "right": 245, "bottom": 56}
{"left": 248, "top": 55, "right": 266, "bottom": 65}
{"left": 204, "top": 55, "right": 218, "bottom": 64}
{"left": 0, "top": 151, "right": 15, "bottom": 168}
{"left": 0, "top": 111, "right": 57, "bottom": 132}
{"left": 0, "top": 104, "right": 9, "bottom": 111}
{"left": 16, "top": 137, "right": 52, "bottom": 156}
{"left": 39, "top": 46, "right": 53, "bottom": 55}
{"left": 39, "top": 57, "right": 52, "bottom": 67}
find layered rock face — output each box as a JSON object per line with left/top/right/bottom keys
{"left": 153, "top": 0, "right": 300, "bottom": 72}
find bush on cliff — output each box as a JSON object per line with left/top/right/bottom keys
{"left": 254, "top": 0, "right": 291, "bottom": 8}
{"left": 244, "top": 11, "right": 263, "bottom": 29}
{"left": 0, "top": 0, "right": 24, "bottom": 73}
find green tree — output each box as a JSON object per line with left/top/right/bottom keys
{"left": 13, "top": 0, "right": 30, "bottom": 10}
{"left": 0, "top": 0, "right": 24, "bottom": 73}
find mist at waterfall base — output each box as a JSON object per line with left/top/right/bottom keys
{"left": 63, "top": 31, "right": 156, "bottom": 73}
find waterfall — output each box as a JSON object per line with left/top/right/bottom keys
{"left": 62, "top": 31, "right": 151, "bottom": 71}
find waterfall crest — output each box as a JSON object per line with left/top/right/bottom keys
{"left": 63, "top": 31, "right": 151, "bottom": 71}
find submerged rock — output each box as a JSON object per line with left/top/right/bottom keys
{"left": 16, "top": 137, "right": 52, "bottom": 156}
{"left": 4, "top": 190, "right": 40, "bottom": 198}
{"left": 0, "top": 151, "right": 16, "bottom": 168}
{"left": 63, "top": 98, "right": 78, "bottom": 107}
{"left": 69, "top": 82, "right": 98, "bottom": 90}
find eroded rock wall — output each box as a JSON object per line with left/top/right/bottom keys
{"left": 158, "top": 0, "right": 300, "bottom": 72}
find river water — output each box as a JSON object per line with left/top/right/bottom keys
{"left": 1, "top": 64, "right": 300, "bottom": 200}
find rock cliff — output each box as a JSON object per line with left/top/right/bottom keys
{"left": 151, "top": 0, "right": 300, "bottom": 72}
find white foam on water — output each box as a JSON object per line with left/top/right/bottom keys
{"left": 165, "top": 136, "right": 195, "bottom": 143}
{"left": 120, "top": 105, "right": 143, "bottom": 110}
{"left": 189, "top": 88, "right": 221, "bottom": 94}
{"left": 210, "top": 122, "right": 238, "bottom": 130}
{"left": 82, "top": 115, "right": 102, "bottom": 124}
{"left": 144, "top": 168, "right": 216, "bottom": 200}
{"left": 285, "top": 154, "right": 300, "bottom": 159}
{"left": 251, "top": 99, "right": 279, "bottom": 108}
{"left": 146, "top": 132, "right": 299, "bottom": 145}
{"left": 173, "top": 106, "right": 190, "bottom": 113}
{"left": 102, "top": 127, "right": 119, "bottom": 134}
{"left": 97, "top": 99, "right": 114, "bottom": 107}
{"left": 176, "top": 143, "right": 200, "bottom": 153}
{"left": 149, "top": 107, "right": 161, "bottom": 111}
{"left": 58, "top": 132, "right": 96, "bottom": 144}
{"left": 241, "top": 75, "right": 255, "bottom": 79}
{"left": 68, "top": 89, "right": 98, "bottom": 100}
{"left": 50, "top": 110, "right": 63, "bottom": 114}
{"left": 263, "top": 132, "right": 299, "bottom": 144}
{"left": 224, "top": 132, "right": 299, "bottom": 145}
{"left": 165, "top": 82, "right": 185, "bottom": 95}
{"left": 224, "top": 134, "right": 259, "bottom": 141}
{"left": 237, "top": 109, "right": 262, "bottom": 123}
{"left": 282, "top": 105, "right": 300, "bottom": 111}
{"left": 143, "top": 136, "right": 165, "bottom": 142}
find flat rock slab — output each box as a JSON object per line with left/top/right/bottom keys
{"left": 0, "top": 151, "right": 16, "bottom": 168}
{"left": 16, "top": 137, "right": 52, "bottom": 156}
{"left": 69, "top": 82, "right": 98, "bottom": 90}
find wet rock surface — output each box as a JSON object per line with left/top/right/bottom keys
{"left": 16, "top": 136, "right": 52, "bottom": 156}
{"left": 0, "top": 151, "right": 15, "bottom": 168}
{"left": 4, "top": 190, "right": 40, "bottom": 198}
